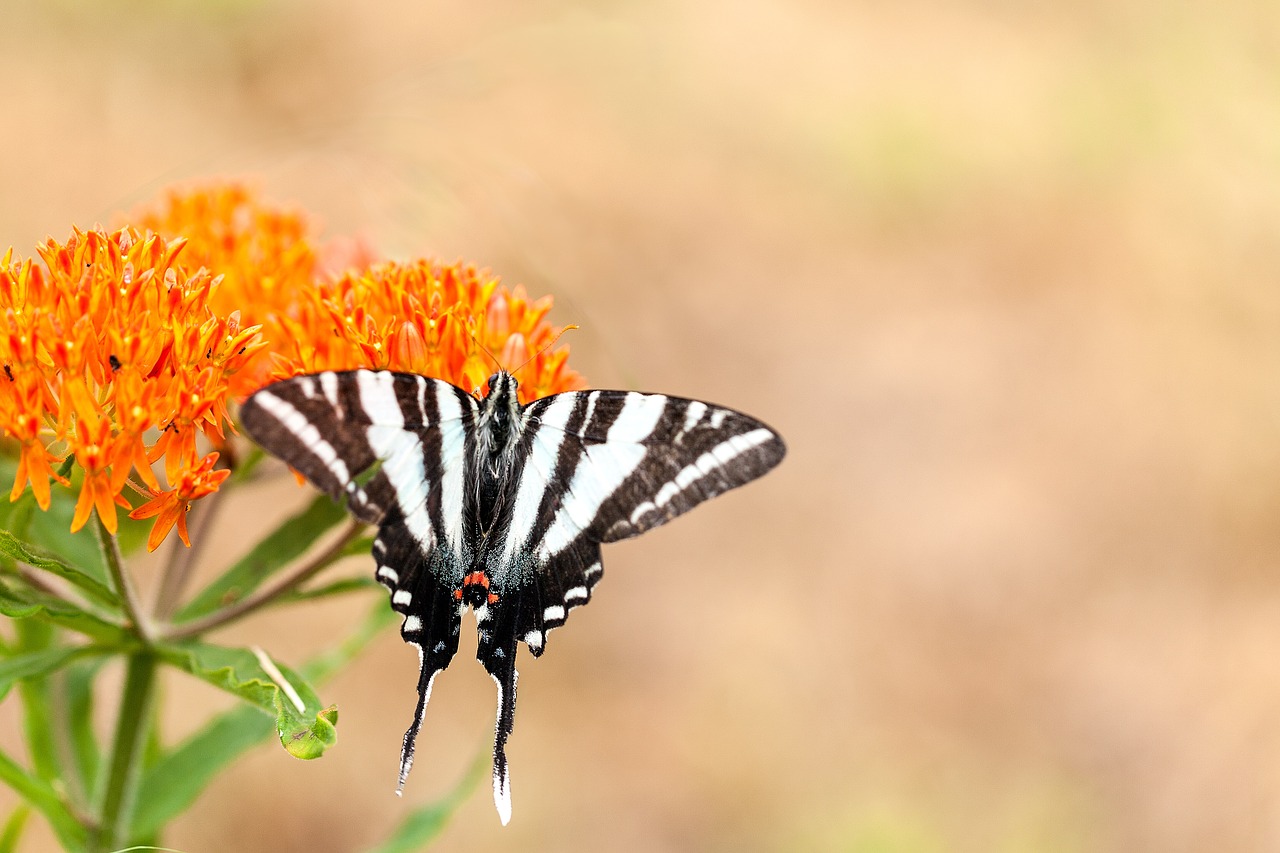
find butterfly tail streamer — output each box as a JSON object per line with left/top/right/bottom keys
{"left": 478, "top": 607, "right": 521, "bottom": 825}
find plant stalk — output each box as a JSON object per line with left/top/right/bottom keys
{"left": 88, "top": 652, "right": 156, "bottom": 853}
{"left": 94, "top": 516, "right": 152, "bottom": 644}
{"left": 159, "top": 518, "right": 364, "bottom": 641}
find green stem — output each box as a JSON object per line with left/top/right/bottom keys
{"left": 88, "top": 653, "right": 156, "bottom": 853}
{"left": 159, "top": 518, "right": 364, "bottom": 641}
{"left": 93, "top": 516, "right": 152, "bottom": 644}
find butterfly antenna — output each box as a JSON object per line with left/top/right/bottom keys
{"left": 469, "top": 325, "right": 504, "bottom": 373}
{"left": 511, "top": 325, "right": 578, "bottom": 379}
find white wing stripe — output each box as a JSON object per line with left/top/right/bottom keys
{"left": 619, "top": 427, "right": 776, "bottom": 529}
{"left": 681, "top": 400, "right": 706, "bottom": 435}
{"left": 367, "top": 425, "right": 435, "bottom": 550}
{"left": 320, "top": 371, "right": 340, "bottom": 407}
{"left": 607, "top": 393, "right": 668, "bottom": 442}
{"left": 538, "top": 442, "right": 646, "bottom": 557}
{"left": 501, "top": 394, "right": 576, "bottom": 561}
{"left": 435, "top": 386, "right": 469, "bottom": 553}
{"left": 357, "top": 371, "right": 406, "bottom": 426}
{"left": 250, "top": 391, "right": 354, "bottom": 488}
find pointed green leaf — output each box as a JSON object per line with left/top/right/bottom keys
{"left": 0, "top": 579, "right": 126, "bottom": 643}
{"left": 0, "top": 748, "right": 86, "bottom": 851}
{"left": 155, "top": 641, "right": 337, "bottom": 759}
{"left": 368, "top": 748, "right": 489, "bottom": 853}
{"left": 133, "top": 703, "right": 270, "bottom": 837}
{"left": 0, "top": 806, "right": 30, "bottom": 853}
{"left": 0, "top": 531, "right": 117, "bottom": 606}
{"left": 174, "top": 495, "right": 350, "bottom": 622}
{"left": 0, "top": 461, "right": 103, "bottom": 585}
{"left": 0, "top": 646, "right": 103, "bottom": 703}
{"left": 13, "top": 621, "right": 61, "bottom": 787}
{"left": 135, "top": 599, "right": 393, "bottom": 836}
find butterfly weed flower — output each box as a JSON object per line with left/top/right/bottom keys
{"left": 0, "top": 226, "right": 262, "bottom": 546}
{"left": 130, "top": 181, "right": 581, "bottom": 399}
{"left": 131, "top": 181, "right": 323, "bottom": 397}
{"left": 270, "top": 258, "right": 584, "bottom": 399}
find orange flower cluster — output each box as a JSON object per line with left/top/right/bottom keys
{"left": 135, "top": 182, "right": 583, "bottom": 403}
{"left": 0, "top": 181, "right": 584, "bottom": 550}
{"left": 0, "top": 228, "right": 255, "bottom": 544}
{"left": 259, "top": 260, "right": 582, "bottom": 404}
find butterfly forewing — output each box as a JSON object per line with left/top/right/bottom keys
{"left": 240, "top": 369, "right": 785, "bottom": 826}
{"left": 521, "top": 389, "right": 787, "bottom": 554}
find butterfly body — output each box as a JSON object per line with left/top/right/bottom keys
{"left": 240, "top": 369, "right": 785, "bottom": 824}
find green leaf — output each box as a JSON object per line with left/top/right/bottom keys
{"left": 135, "top": 599, "right": 394, "bottom": 836}
{"left": 0, "top": 579, "right": 126, "bottom": 644}
{"left": 13, "top": 621, "right": 60, "bottom": 786}
{"left": 341, "top": 534, "right": 376, "bottom": 558}
{"left": 0, "top": 747, "right": 86, "bottom": 851}
{"left": 174, "top": 495, "right": 350, "bottom": 622}
{"left": 0, "top": 456, "right": 154, "bottom": 583}
{"left": 133, "top": 703, "right": 270, "bottom": 838}
{"left": 0, "top": 646, "right": 103, "bottom": 703}
{"left": 368, "top": 748, "right": 489, "bottom": 853}
{"left": 0, "top": 807, "right": 29, "bottom": 853}
{"left": 0, "top": 467, "right": 104, "bottom": 588}
{"left": 0, "top": 530, "right": 118, "bottom": 606}
{"left": 155, "top": 641, "right": 337, "bottom": 759}
{"left": 60, "top": 658, "right": 103, "bottom": 806}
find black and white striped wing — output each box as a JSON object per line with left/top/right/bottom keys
{"left": 239, "top": 370, "right": 479, "bottom": 791}
{"left": 498, "top": 389, "right": 786, "bottom": 654}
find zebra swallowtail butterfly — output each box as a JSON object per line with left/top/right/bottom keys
{"left": 240, "top": 369, "right": 785, "bottom": 823}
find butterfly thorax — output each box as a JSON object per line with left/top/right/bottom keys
{"left": 473, "top": 371, "right": 525, "bottom": 530}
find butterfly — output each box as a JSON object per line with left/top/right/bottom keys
{"left": 240, "top": 369, "right": 785, "bottom": 823}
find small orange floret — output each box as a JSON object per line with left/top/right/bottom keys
{"left": 129, "top": 452, "right": 231, "bottom": 550}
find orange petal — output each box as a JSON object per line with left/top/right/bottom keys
{"left": 145, "top": 503, "right": 181, "bottom": 551}
{"left": 70, "top": 482, "right": 94, "bottom": 533}
{"left": 93, "top": 479, "right": 118, "bottom": 535}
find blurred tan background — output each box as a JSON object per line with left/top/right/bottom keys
{"left": 3, "top": 1, "right": 1280, "bottom": 850}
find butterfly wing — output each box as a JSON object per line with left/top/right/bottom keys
{"left": 240, "top": 369, "right": 479, "bottom": 791}
{"left": 496, "top": 388, "right": 786, "bottom": 647}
